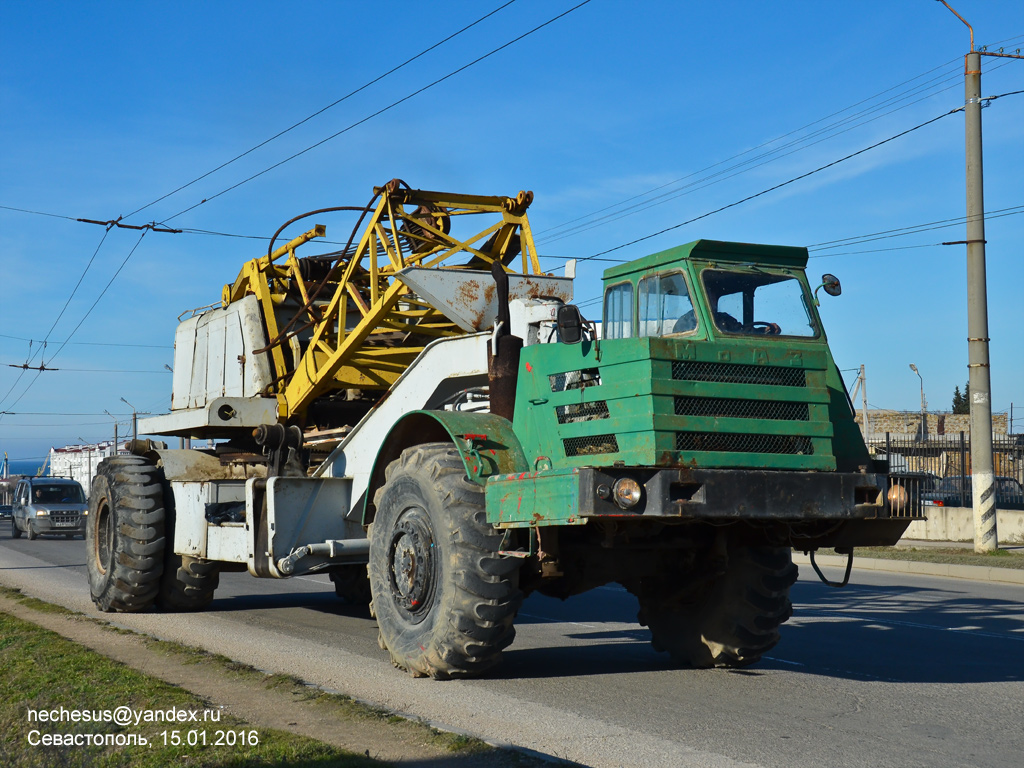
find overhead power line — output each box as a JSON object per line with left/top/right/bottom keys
{"left": 807, "top": 205, "right": 1024, "bottom": 252}
{"left": 573, "top": 107, "right": 962, "bottom": 263}
{"left": 42, "top": 230, "right": 150, "bottom": 367}
{"left": 0, "top": 333, "right": 172, "bottom": 349}
{"left": 537, "top": 44, "right": 1018, "bottom": 247}
{"left": 537, "top": 56, "right": 966, "bottom": 243}
{"left": 122, "top": 1, "right": 521, "bottom": 221}
{"left": 159, "top": 0, "right": 595, "bottom": 224}
{"left": 0, "top": 228, "right": 153, "bottom": 416}
{"left": 0, "top": 204, "right": 77, "bottom": 221}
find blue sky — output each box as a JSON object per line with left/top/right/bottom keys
{"left": 1, "top": 0, "right": 1022, "bottom": 464}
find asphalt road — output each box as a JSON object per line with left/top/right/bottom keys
{"left": 2, "top": 519, "right": 1022, "bottom": 768}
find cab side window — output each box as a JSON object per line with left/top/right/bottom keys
{"left": 639, "top": 272, "right": 696, "bottom": 336}
{"left": 603, "top": 282, "right": 633, "bottom": 339}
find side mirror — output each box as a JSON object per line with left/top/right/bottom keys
{"left": 813, "top": 273, "right": 842, "bottom": 306}
{"left": 556, "top": 304, "right": 584, "bottom": 344}
{"left": 821, "top": 274, "right": 841, "bottom": 297}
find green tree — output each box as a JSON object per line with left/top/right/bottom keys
{"left": 952, "top": 382, "right": 970, "bottom": 414}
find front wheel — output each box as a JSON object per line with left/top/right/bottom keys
{"left": 368, "top": 442, "right": 521, "bottom": 679}
{"left": 27, "top": 523, "right": 37, "bottom": 540}
{"left": 638, "top": 544, "right": 797, "bottom": 668}
{"left": 86, "top": 456, "right": 166, "bottom": 612}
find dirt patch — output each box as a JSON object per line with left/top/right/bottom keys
{"left": 0, "top": 591, "right": 544, "bottom": 767}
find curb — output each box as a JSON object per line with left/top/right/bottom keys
{"left": 791, "top": 552, "right": 1024, "bottom": 586}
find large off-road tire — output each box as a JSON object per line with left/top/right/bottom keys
{"left": 86, "top": 456, "right": 166, "bottom": 612}
{"left": 638, "top": 545, "right": 797, "bottom": 668}
{"left": 368, "top": 442, "right": 521, "bottom": 679}
{"left": 329, "top": 565, "right": 372, "bottom": 605}
{"left": 158, "top": 554, "right": 220, "bottom": 611}
{"left": 156, "top": 472, "right": 219, "bottom": 612}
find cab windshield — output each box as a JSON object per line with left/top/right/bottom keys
{"left": 700, "top": 269, "right": 817, "bottom": 337}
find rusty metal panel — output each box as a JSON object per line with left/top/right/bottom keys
{"left": 485, "top": 468, "right": 586, "bottom": 528}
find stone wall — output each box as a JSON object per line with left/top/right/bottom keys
{"left": 854, "top": 410, "right": 1008, "bottom": 438}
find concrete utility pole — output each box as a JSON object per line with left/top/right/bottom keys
{"left": 104, "top": 410, "right": 118, "bottom": 460}
{"left": 963, "top": 47, "right": 998, "bottom": 552}
{"left": 937, "top": 1, "right": 999, "bottom": 552}
{"left": 121, "top": 397, "right": 138, "bottom": 444}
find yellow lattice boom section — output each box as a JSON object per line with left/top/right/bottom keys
{"left": 221, "top": 179, "right": 542, "bottom": 421}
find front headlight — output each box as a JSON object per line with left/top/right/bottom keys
{"left": 35, "top": 508, "right": 49, "bottom": 517}
{"left": 612, "top": 477, "right": 643, "bottom": 509}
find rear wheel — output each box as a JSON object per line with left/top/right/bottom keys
{"left": 158, "top": 554, "right": 220, "bottom": 611}
{"left": 638, "top": 545, "right": 797, "bottom": 668}
{"left": 329, "top": 565, "right": 372, "bottom": 605}
{"left": 86, "top": 456, "right": 166, "bottom": 612}
{"left": 156, "top": 469, "right": 219, "bottom": 611}
{"left": 369, "top": 442, "right": 521, "bottom": 679}
{"left": 12, "top": 520, "right": 22, "bottom": 539}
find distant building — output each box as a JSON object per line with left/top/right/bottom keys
{"left": 854, "top": 410, "right": 1008, "bottom": 444}
{"left": 49, "top": 441, "right": 130, "bottom": 488}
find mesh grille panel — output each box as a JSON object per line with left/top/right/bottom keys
{"left": 674, "top": 396, "right": 809, "bottom": 421}
{"left": 550, "top": 368, "right": 601, "bottom": 393}
{"left": 556, "top": 400, "right": 610, "bottom": 424}
{"left": 563, "top": 434, "right": 619, "bottom": 457}
{"left": 676, "top": 433, "right": 814, "bottom": 455}
{"left": 672, "top": 361, "right": 806, "bottom": 388}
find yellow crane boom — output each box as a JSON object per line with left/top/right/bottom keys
{"left": 220, "top": 179, "right": 541, "bottom": 422}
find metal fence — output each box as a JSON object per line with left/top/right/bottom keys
{"left": 871, "top": 432, "right": 1024, "bottom": 508}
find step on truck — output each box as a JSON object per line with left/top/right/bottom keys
{"left": 86, "top": 180, "right": 923, "bottom": 678}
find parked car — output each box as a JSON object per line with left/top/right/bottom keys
{"left": 922, "top": 475, "right": 1024, "bottom": 511}
{"left": 10, "top": 477, "right": 88, "bottom": 539}
{"left": 0, "top": 504, "right": 12, "bottom": 519}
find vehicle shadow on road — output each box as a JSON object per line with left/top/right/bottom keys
{"left": 205, "top": 591, "right": 372, "bottom": 620}
{"left": 778, "top": 579, "right": 1024, "bottom": 684}
{"left": 499, "top": 581, "right": 1024, "bottom": 684}
{"left": 0, "top": 562, "right": 87, "bottom": 570}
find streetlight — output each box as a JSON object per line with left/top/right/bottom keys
{"left": 120, "top": 397, "right": 138, "bottom": 444}
{"left": 103, "top": 410, "right": 119, "bottom": 459}
{"left": 909, "top": 364, "right": 928, "bottom": 441}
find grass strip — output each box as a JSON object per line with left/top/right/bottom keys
{"left": 0, "top": 585, "right": 519, "bottom": 762}
{"left": 0, "top": 610, "right": 381, "bottom": 768}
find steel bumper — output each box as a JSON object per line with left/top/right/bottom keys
{"left": 577, "top": 467, "right": 904, "bottom": 521}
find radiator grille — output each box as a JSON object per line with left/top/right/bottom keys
{"left": 672, "top": 361, "right": 806, "bottom": 388}
{"left": 676, "top": 433, "right": 814, "bottom": 455}
{"left": 556, "top": 400, "right": 610, "bottom": 424}
{"left": 563, "top": 434, "right": 619, "bottom": 457}
{"left": 674, "top": 396, "right": 809, "bottom": 421}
